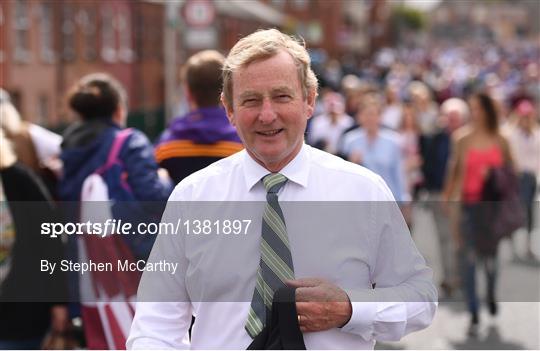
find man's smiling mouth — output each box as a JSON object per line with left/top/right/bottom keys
{"left": 256, "top": 129, "right": 284, "bottom": 136}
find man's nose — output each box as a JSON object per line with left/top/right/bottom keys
{"left": 258, "top": 98, "right": 277, "bottom": 124}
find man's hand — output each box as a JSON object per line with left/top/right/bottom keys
{"left": 286, "top": 278, "right": 352, "bottom": 333}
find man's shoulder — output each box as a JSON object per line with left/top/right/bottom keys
{"left": 341, "top": 127, "right": 364, "bottom": 147}
{"left": 168, "top": 151, "right": 244, "bottom": 199}
{"left": 379, "top": 129, "right": 402, "bottom": 143}
{"left": 339, "top": 113, "right": 355, "bottom": 127}
{"left": 309, "top": 113, "right": 330, "bottom": 127}
{"left": 452, "top": 125, "right": 473, "bottom": 143}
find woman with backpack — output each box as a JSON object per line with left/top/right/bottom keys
{"left": 58, "top": 73, "right": 173, "bottom": 349}
{"left": 59, "top": 73, "right": 172, "bottom": 252}
{"left": 443, "top": 92, "right": 514, "bottom": 337}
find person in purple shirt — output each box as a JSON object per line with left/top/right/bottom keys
{"left": 155, "top": 50, "right": 243, "bottom": 185}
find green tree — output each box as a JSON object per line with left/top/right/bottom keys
{"left": 391, "top": 5, "right": 426, "bottom": 32}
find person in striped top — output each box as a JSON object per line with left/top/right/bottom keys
{"left": 155, "top": 50, "right": 243, "bottom": 185}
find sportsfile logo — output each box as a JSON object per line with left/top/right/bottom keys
{"left": 41, "top": 219, "right": 134, "bottom": 238}
{"left": 40, "top": 218, "right": 253, "bottom": 238}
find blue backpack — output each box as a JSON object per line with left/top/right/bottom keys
{"left": 80, "top": 128, "right": 154, "bottom": 259}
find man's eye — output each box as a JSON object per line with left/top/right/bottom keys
{"left": 242, "top": 99, "right": 258, "bottom": 106}
{"left": 276, "top": 94, "right": 292, "bottom": 102}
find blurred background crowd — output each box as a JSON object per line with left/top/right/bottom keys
{"left": 0, "top": 0, "right": 539, "bottom": 349}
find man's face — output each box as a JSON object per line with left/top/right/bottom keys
{"left": 224, "top": 50, "right": 315, "bottom": 172}
{"left": 323, "top": 93, "right": 345, "bottom": 116}
{"left": 359, "top": 105, "right": 381, "bottom": 133}
{"left": 446, "top": 110, "right": 463, "bottom": 133}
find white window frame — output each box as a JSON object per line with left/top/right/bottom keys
{"left": 78, "top": 7, "right": 98, "bottom": 61}
{"left": 13, "top": 0, "right": 30, "bottom": 63}
{"left": 40, "top": 2, "right": 55, "bottom": 63}
{"left": 62, "top": 4, "right": 76, "bottom": 61}
{"left": 101, "top": 5, "right": 117, "bottom": 62}
{"left": 118, "top": 11, "right": 134, "bottom": 62}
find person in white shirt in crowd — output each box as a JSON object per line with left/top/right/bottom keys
{"left": 396, "top": 101, "right": 424, "bottom": 229}
{"left": 503, "top": 99, "right": 540, "bottom": 261}
{"left": 127, "top": 29, "right": 437, "bottom": 350}
{"left": 398, "top": 101, "right": 423, "bottom": 200}
{"left": 381, "top": 84, "right": 403, "bottom": 131}
{"left": 341, "top": 74, "right": 371, "bottom": 118}
{"left": 408, "top": 81, "right": 439, "bottom": 138}
{"left": 422, "top": 97, "right": 470, "bottom": 297}
{"left": 307, "top": 91, "right": 354, "bottom": 155}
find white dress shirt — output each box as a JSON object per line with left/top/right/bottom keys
{"left": 380, "top": 104, "right": 403, "bottom": 131}
{"left": 307, "top": 113, "right": 354, "bottom": 155}
{"left": 504, "top": 124, "right": 540, "bottom": 177}
{"left": 127, "top": 144, "right": 437, "bottom": 349}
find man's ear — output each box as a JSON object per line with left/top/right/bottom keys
{"left": 306, "top": 88, "right": 317, "bottom": 120}
{"left": 221, "top": 93, "right": 235, "bottom": 126}
{"left": 113, "top": 103, "right": 127, "bottom": 127}
{"left": 184, "top": 84, "right": 197, "bottom": 110}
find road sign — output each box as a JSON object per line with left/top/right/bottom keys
{"left": 183, "top": 0, "right": 215, "bottom": 28}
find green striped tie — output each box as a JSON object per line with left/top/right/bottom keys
{"left": 245, "top": 173, "right": 295, "bottom": 338}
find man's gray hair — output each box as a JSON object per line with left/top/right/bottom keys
{"left": 441, "top": 97, "right": 470, "bottom": 120}
{"left": 222, "top": 28, "right": 318, "bottom": 109}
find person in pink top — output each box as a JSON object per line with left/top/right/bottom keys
{"left": 443, "top": 92, "right": 514, "bottom": 337}
{"left": 462, "top": 144, "right": 504, "bottom": 203}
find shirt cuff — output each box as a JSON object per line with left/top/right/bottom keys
{"left": 340, "top": 289, "right": 378, "bottom": 341}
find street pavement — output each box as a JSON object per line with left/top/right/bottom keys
{"left": 376, "top": 203, "right": 540, "bottom": 350}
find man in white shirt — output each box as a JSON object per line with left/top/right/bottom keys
{"left": 307, "top": 92, "right": 354, "bottom": 155}
{"left": 127, "top": 29, "right": 437, "bottom": 349}
{"left": 503, "top": 99, "right": 540, "bottom": 260}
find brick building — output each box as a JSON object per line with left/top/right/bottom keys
{"left": 264, "top": 0, "right": 344, "bottom": 58}
{"left": 0, "top": 0, "right": 164, "bottom": 130}
{"left": 1, "top": 0, "right": 353, "bottom": 137}
{"left": 1, "top": 0, "right": 60, "bottom": 125}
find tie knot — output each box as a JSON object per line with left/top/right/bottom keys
{"left": 263, "top": 173, "right": 287, "bottom": 194}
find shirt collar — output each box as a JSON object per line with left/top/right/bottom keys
{"left": 242, "top": 143, "right": 310, "bottom": 191}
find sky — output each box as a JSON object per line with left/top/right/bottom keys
{"left": 403, "top": 0, "right": 443, "bottom": 12}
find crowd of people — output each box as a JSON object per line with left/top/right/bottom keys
{"left": 0, "top": 32, "right": 539, "bottom": 348}
{"left": 306, "top": 35, "right": 539, "bottom": 337}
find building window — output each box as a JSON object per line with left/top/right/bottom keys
{"left": 101, "top": 5, "right": 117, "bottom": 62}
{"left": 143, "top": 15, "right": 153, "bottom": 60}
{"left": 292, "top": 0, "right": 308, "bottom": 10}
{"left": 0, "top": 5, "right": 5, "bottom": 63}
{"left": 133, "top": 9, "right": 143, "bottom": 62}
{"left": 62, "top": 4, "right": 76, "bottom": 61}
{"left": 13, "top": 0, "right": 30, "bottom": 62}
{"left": 38, "top": 95, "right": 49, "bottom": 125}
{"left": 151, "top": 16, "right": 163, "bottom": 61}
{"left": 79, "top": 7, "right": 97, "bottom": 61}
{"left": 40, "top": 2, "right": 55, "bottom": 63}
{"left": 271, "top": 0, "right": 285, "bottom": 9}
{"left": 118, "top": 12, "right": 134, "bottom": 62}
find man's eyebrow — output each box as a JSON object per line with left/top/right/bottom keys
{"left": 272, "top": 87, "right": 295, "bottom": 95}
{"left": 238, "top": 91, "right": 261, "bottom": 100}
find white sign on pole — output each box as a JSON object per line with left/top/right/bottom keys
{"left": 183, "top": 0, "right": 215, "bottom": 28}
{"left": 185, "top": 28, "right": 218, "bottom": 49}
